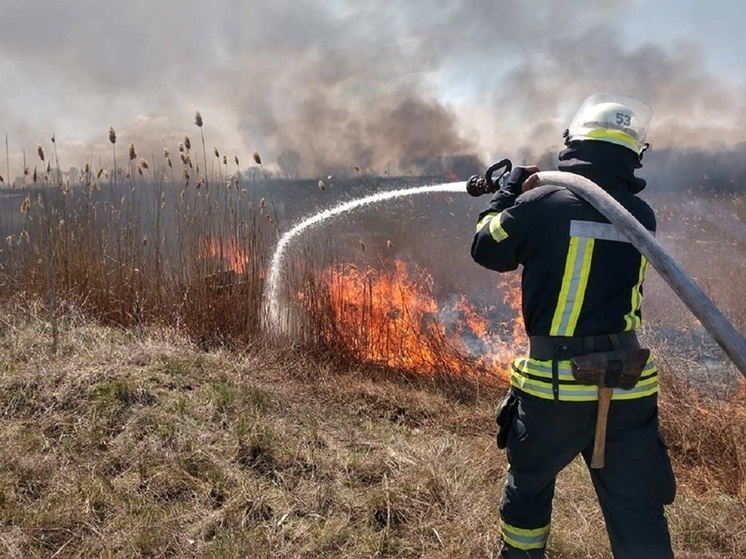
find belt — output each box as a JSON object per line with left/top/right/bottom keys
{"left": 529, "top": 331, "right": 640, "bottom": 360}
{"left": 527, "top": 332, "right": 641, "bottom": 403}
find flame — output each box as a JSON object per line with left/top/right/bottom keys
{"left": 303, "top": 259, "right": 526, "bottom": 379}
{"left": 200, "top": 237, "right": 250, "bottom": 274}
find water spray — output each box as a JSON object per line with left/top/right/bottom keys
{"left": 264, "top": 181, "right": 463, "bottom": 333}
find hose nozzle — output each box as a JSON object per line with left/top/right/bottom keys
{"left": 466, "top": 158, "right": 513, "bottom": 197}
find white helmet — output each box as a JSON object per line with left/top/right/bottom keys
{"left": 565, "top": 93, "right": 653, "bottom": 155}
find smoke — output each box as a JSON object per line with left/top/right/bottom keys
{"left": 1, "top": 0, "right": 745, "bottom": 177}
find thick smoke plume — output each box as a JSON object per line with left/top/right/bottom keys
{"left": 1, "top": 0, "right": 745, "bottom": 177}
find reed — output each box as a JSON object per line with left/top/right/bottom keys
{"left": 195, "top": 111, "right": 209, "bottom": 191}
{"left": 0, "top": 127, "right": 273, "bottom": 346}
{"left": 109, "top": 126, "right": 117, "bottom": 185}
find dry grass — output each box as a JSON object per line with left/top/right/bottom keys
{"left": 0, "top": 301, "right": 743, "bottom": 558}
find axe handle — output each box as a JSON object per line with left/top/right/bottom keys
{"left": 591, "top": 387, "right": 613, "bottom": 469}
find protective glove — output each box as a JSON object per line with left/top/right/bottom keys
{"left": 489, "top": 166, "right": 540, "bottom": 211}
{"left": 505, "top": 166, "right": 540, "bottom": 196}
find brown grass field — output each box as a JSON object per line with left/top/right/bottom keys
{"left": 0, "top": 139, "right": 745, "bottom": 558}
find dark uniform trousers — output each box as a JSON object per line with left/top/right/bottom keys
{"left": 499, "top": 389, "right": 676, "bottom": 558}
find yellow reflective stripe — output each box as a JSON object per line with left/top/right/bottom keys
{"left": 475, "top": 211, "right": 509, "bottom": 243}
{"left": 612, "top": 374, "right": 659, "bottom": 400}
{"left": 501, "top": 519, "right": 550, "bottom": 550}
{"left": 490, "top": 215, "right": 509, "bottom": 242}
{"left": 585, "top": 128, "right": 639, "bottom": 152}
{"left": 511, "top": 357, "right": 658, "bottom": 402}
{"left": 475, "top": 213, "right": 495, "bottom": 233}
{"left": 515, "top": 357, "right": 657, "bottom": 378}
{"left": 550, "top": 237, "right": 595, "bottom": 336}
{"left": 624, "top": 257, "right": 648, "bottom": 331}
{"left": 510, "top": 369, "right": 599, "bottom": 401}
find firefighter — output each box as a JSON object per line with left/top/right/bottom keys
{"left": 470, "top": 93, "right": 676, "bottom": 558}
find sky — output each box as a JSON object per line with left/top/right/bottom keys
{"left": 1, "top": 0, "right": 746, "bottom": 179}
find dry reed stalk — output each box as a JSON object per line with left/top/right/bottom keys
{"left": 194, "top": 112, "right": 210, "bottom": 191}
{"left": 250, "top": 152, "right": 278, "bottom": 228}
{"left": 212, "top": 147, "right": 223, "bottom": 185}
{"left": 5, "top": 133, "right": 9, "bottom": 187}
{"left": 234, "top": 156, "right": 241, "bottom": 188}
{"left": 81, "top": 163, "right": 91, "bottom": 187}
{"left": 49, "top": 134, "right": 59, "bottom": 171}
{"left": 109, "top": 127, "right": 117, "bottom": 185}
{"left": 162, "top": 148, "right": 173, "bottom": 182}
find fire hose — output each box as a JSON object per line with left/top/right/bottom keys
{"left": 470, "top": 161, "right": 746, "bottom": 467}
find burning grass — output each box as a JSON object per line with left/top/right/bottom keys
{"left": 296, "top": 259, "right": 526, "bottom": 383}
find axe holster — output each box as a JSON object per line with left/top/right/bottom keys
{"left": 570, "top": 347, "right": 650, "bottom": 468}
{"left": 570, "top": 348, "right": 650, "bottom": 391}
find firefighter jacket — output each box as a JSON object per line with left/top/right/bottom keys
{"left": 471, "top": 141, "right": 658, "bottom": 402}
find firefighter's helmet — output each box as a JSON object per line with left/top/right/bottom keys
{"left": 565, "top": 93, "right": 652, "bottom": 155}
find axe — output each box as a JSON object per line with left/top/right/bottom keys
{"left": 592, "top": 387, "right": 613, "bottom": 469}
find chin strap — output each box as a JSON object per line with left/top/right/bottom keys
{"left": 635, "top": 142, "right": 650, "bottom": 169}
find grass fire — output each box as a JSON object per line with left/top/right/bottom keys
{"left": 298, "top": 259, "right": 525, "bottom": 379}
{"left": 0, "top": 124, "right": 745, "bottom": 558}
